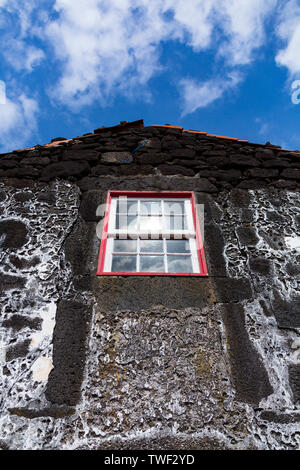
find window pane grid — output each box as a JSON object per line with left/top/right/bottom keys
{"left": 104, "top": 196, "right": 202, "bottom": 274}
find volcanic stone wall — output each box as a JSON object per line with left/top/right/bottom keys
{"left": 0, "top": 122, "right": 299, "bottom": 450}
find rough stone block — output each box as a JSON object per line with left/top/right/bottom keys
{"left": 46, "top": 300, "right": 92, "bottom": 406}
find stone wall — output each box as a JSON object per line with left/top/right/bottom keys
{"left": 0, "top": 122, "right": 299, "bottom": 450}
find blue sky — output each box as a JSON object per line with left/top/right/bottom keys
{"left": 0, "top": 0, "right": 300, "bottom": 153}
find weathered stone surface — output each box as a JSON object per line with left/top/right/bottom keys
{"left": 3, "top": 167, "right": 40, "bottom": 178}
{"left": 41, "top": 161, "right": 90, "bottom": 180}
{"left": 101, "top": 151, "right": 132, "bottom": 163}
{"left": 95, "top": 277, "right": 216, "bottom": 313}
{"left": 213, "top": 278, "right": 253, "bottom": 303}
{"left": 46, "top": 300, "right": 92, "bottom": 406}
{"left": 221, "top": 304, "right": 273, "bottom": 405}
{"left": 262, "top": 159, "right": 290, "bottom": 169}
{"left": 9, "top": 255, "right": 40, "bottom": 270}
{"left": 288, "top": 364, "right": 300, "bottom": 403}
{"left": 204, "top": 223, "right": 227, "bottom": 276}
{"left": 63, "top": 149, "right": 99, "bottom": 162}
{"left": 158, "top": 164, "right": 195, "bottom": 176}
{"left": 230, "top": 155, "right": 259, "bottom": 167}
{"left": 2, "top": 315, "right": 42, "bottom": 331}
{"left": 281, "top": 168, "right": 300, "bottom": 180}
{"left": 200, "top": 169, "right": 242, "bottom": 182}
{"left": 64, "top": 216, "right": 97, "bottom": 275}
{"left": 168, "top": 148, "right": 196, "bottom": 159}
{"left": 36, "top": 191, "right": 56, "bottom": 205}
{"left": 236, "top": 227, "right": 259, "bottom": 247}
{"left": 6, "top": 339, "right": 31, "bottom": 362}
{"left": 91, "top": 164, "right": 118, "bottom": 176}
{"left": 0, "top": 220, "right": 28, "bottom": 249}
{"left": 79, "top": 190, "right": 106, "bottom": 222}
{"left": 255, "top": 148, "right": 274, "bottom": 159}
{"left": 8, "top": 406, "right": 75, "bottom": 419}
{"left": 248, "top": 168, "right": 279, "bottom": 178}
{"left": 271, "top": 291, "right": 300, "bottom": 328}
{"left": 259, "top": 411, "right": 300, "bottom": 424}
{"left": 0, "top": 274, "right": 26, "bottom": 292}
{"left": 237, "top": 179, "right": 267, "bottom": 189}
{"left": 249, "top": 257, "right": 272, "bottom": 275}
{"left": 0, "top": 160, "right": 19, "bottom": 169}
{"left": 20, "top": 156, "right": 51, "bottom": 167}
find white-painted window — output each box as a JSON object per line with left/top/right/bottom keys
{"left": 97, "top": 192, "right": 207, "bottom": 276}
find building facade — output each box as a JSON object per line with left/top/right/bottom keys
{"left": 0, "top": 120, "right": 299, "bottom": 450}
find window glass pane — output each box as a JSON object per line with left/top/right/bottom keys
{"left": 140, "top": 240, "right": 164, "bottom": 253}
{"left": 113, "top": 239, "right": 137, "bottom": 253}
{"left": 140, "top": 255, "right": 165, "bottom": 272}
{"left": 111, "top": 255, "right": 136, "bottom": 272}
{"left": 167, "top": 255, "right": 193, "bottom": 273}
{"left": 116, "top": 215, "right": 138, "bottom": 230}
{"left": 167, "top": 240, "right": 190, "bottom": 253}
{"left": 140, "top": 216, "right": 163, "bottom": 232}
{"left": 165, "top": 215, "right": 188, "bottom": 231}
{"left": 140, "top": 201, "right": 162, "bottom": 215}
{"left": 117, "top": 199, "right": 138, "bottom": 214}
{"left": 164, "top": 201, "right": 185, "bottom": 215}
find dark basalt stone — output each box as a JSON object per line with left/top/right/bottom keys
{"left": 288, "top": 364, "right": 300, "bottom": 403}
{"left": 221, "top": 304, "right": 273, "bottom": 405}
{"left": 2, "top": 315, "right": 42, "bottom": 331}
{"left": 213, "top": 278, "right": 253, "bottom": 303}
{"left": 168, "top": 148, "right": 196, "bottom": 159}
{"left": 230, "top": 155, "right": 259, "bottom": 167}
{"left": 36, "top": 191, "right": 56, "bottom": 205}
{"left": 45, "top": 300, "right": 92, "bottom": 406}
{"left": 285, "top": 262, "right": 300, "bottom": 277}
{"left": 199, "top": 169, "right": 241, "bottom": 182}
{"left": 6, "top": 339, "right": 31, "bottom": 362}
{"left": 62, "top": 149, "right": 99, "bottom": 162}
{"left": 236, "top": 227, "right": 259, "bottom": 247}
{"left": 249, "top": 257, "right": 272, "bottom": 275}
{"left": 0, "top": 274, "right": 26, "bottom": 292}
{"left": 158, "top": 164, "right": 195, "bottom": 176}
{"left": 79, "top": 190, "right": 106, "bottom": 222}
{"left": 248, "top": 168, "right": 279, "bottom": 178}
{"left": 281, "top": 168, "right": 300, "bottom": 180}
{"left": 96, "top": 277, "right": 216, "bottom": 313}
{"left": 13, "top": 192, "right": 33, "bottom": 203}
{"left": 0, "top": 159, "right": 19, "bottom": 169}
{"left": 9, "top": 255, "right": 40, "bottom": 270}
{"left": 204, "top": 223, "right": 227, "bottom": 276}
{"left": 41, "top": 160, "right": 90, "bottom": 180}
{"left": 64, "top": 216, "right": 96, "bottom": 275}
{"left": 91, "top": 164, "right": 118, "bottom": 176}
{"left": 259, "top": 411, "right": 300, "bottom": 424}
{"left": 262, "top": 159, "right": 290, "bottom": 169}
{"left": 8, "top": 406, "right": 75, "bottom": 419}
{"left": 0, "top": 220, "right": 28, "bottom": 249}
{"left": 20, "top": 156, "right": 51, "bottom": 167}
{"left": 271, "top": 291, "right": 300, "bottom": 328}
{"left": 3, "top": 167, "right": 40, "bottom": 178}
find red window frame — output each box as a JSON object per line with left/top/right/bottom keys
{"left": 97, "top": 191, "right": 208, "bottom": 276}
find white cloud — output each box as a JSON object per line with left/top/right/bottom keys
{"left": 0, "top": 0, "right": 295, "bottom": 116}
{"left": 0, "top": 93, "right": 39, "bottom": 152}
{"left": 41, "top": 0, "right": 279, "bottom": 110}
{"left": 276, "top": 0, "right": 300, "bottom": 76}
{"left": 217, "top": 0, "right": 278, "bottom": 65}
{"left": 0, "top": 0, "right": 46, "bottom": 73}
{"left": 180, "top": 71, "right": 242, "bottom": 115}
